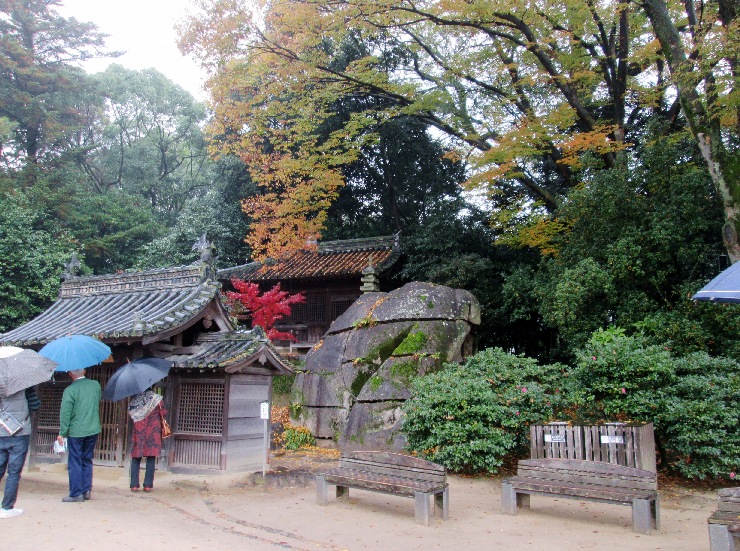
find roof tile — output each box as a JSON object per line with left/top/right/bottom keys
{"left": 1, "top": 264, "right": 225, "bottom": 346}
{"left": 218, "top": 234, "right": 400, "bottom": 281}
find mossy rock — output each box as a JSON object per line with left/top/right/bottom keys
{"left": 294, "top": 280, "right": 480, "bottom": 451}
{"left": 340, "top": 401, "right": 407, "bottom": 451}
{"left": 371, "top": 282, "right": 481, "bottom": 324}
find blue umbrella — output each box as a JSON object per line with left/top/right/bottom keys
{"left": 693, "top": 261, "right": 740, "bottom": 303}
{"left": 39, "top": 335, "right": 111, "bottom": 372}
{"left": 102, "top": 358, "right": 171, "bottom": 401}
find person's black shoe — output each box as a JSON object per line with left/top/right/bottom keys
{"left": 62, "top": 495, "right": 85, "bottom": 502}
{"left": 83, "top": 491, "right": 91, "bottom": 500}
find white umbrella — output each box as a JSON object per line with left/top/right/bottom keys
{"left": 0, "top": 346, "right": 58, "bottom": 397}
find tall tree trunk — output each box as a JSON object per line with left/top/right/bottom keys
{"left": 642, "top": 0, "right": 740, "bottom": 262}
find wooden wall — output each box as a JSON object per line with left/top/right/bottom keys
{"left": 225, "top": 374, "right": 272, "bottom": 471}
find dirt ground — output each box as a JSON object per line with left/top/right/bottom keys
{"left": 2, "top": 449, "right": 725, "bottom": 551}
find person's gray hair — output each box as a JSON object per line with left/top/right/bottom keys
{"left": 68, "top": 368, "right": 86, "bottom": 378}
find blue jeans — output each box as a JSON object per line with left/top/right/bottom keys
{"left": 130, "top": 456, "right": 156, "bottom": 488}
{"left": 0, "top": 435, "right": 30, "bottom": 509}
{"left": 66, "top": 434, "right": 97, "bottom": 497}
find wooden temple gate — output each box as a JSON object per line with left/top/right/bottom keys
{"left": 33, "top": 364, "right": 135, "bottom": 467}
{"left": 3, "top": 255, "right": 292, "bottom": 473}
{"left": 32, "top": 364, "right": 165, "bottom": 468}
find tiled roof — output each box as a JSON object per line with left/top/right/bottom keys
{"left": 218, "top": 234, "right": 400, "bottom": 281}
{"left": 0, "top": 264, "right": 226, "bottom": 346}
{"left": 167, "top": 330, "right": 293, "bottom": 373}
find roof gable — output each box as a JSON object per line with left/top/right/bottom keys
{"left": 166, "top": 329, "right": 293, "bottom": 374}
{"left": 1, "top": 264, "right": 232, "bottom": 346}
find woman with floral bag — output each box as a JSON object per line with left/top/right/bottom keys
{"left": 127, "top": 389, "right": 166, "bottom": 492}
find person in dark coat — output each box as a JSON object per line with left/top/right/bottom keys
{"left": 127, "top": 389, "right": 166, "bottom": 492}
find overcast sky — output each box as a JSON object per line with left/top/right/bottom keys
{"left": 58, "top": 0, "right": 207, "bottom": 100}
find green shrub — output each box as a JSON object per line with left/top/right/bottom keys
{"left": 574, "top": 328, "right": 739, "bottom": 480}
{"left": 273, "top": 374, "right": 295, "bottom": 396}
{"left": 656, "top": 353, "right": 739, "bottom": 479}
{"left": 573, "top": 328, "right": 674, "bottom": 422}
{"left": 282, "top": 425, "right": 316, "bottom": 450}
{"left": 401, "top": 348, "right": 573, "bottom": 474}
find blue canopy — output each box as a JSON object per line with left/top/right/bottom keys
{"left": 39, "top": 335, "right": 111, "bottom": 372}
{"left": 692, "top": 261, "right": 740, "bottom": 303}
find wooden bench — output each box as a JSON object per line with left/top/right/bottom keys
{"left": 501, "top": 458, "right": 660, "bottom": 534}
{"left": 316, "top": 451, "right": 449, "bottom": 525}
{"left": 709, "top": 487, "right": 740, "bottom": 550}
{"left": 531, "top": 422, "right": 656, "bottom": 472}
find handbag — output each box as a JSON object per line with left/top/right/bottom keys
{"left": 158, "top": 403, "right": 171, "bottom": 439}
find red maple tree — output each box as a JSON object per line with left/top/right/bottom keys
{"left": 225, "top": 279, "right": 305, "bottom": 341}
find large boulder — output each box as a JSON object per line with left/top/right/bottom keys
{"left": 291, "top": 281, "right": 480, "bottom": 450}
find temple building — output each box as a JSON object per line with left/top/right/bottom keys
{"left": 218, "top": 234, "right": 402, "bottom": 353}
{"left": 0, "top": 242, "right": 292, "bottom": 474}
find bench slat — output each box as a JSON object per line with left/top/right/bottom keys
{"left": 719, "top": 501, "right": 740, "bottom": 513}
{"left": 339, "top": 458, "right": 446, "bottom": 483}
{"left": 341, "top": 451, "right": 445, "bottom": 473}
{"left": 322, "top": 472, "right": 446, "bottom": 496}
{"left": 518, "top": 459, "right": 656, "bottom": 479}
{"left": 719, "top": 488, "right": 740, "bottom": 500}
{"left": 709, "top": 509, "right": 740, "bottom": 531}
{"left": 321, "top": 467, "right": 446, "bottom": 489}
{"left": 516, "top": 465, "right": 657, "bottom": 491}
{"left": 505, "top": 477, "right": 656, "bottom": 503}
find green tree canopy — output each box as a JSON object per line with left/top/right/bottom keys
{"left": 0, "top": 0, "right": 116, "bottom": 183}
{"left": 179, "top": 0, "right": 718, "bottom": 257}
{"left": 0, "top": 191, "right": 75, "bottom": 331}
{"left": 530, "top": 128, "right": 724, "bottom": 356}
{"left": 81, "top": 65, "right": 211, "bottom": 223}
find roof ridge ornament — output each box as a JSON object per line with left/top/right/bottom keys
{"left": 192, "top": 234, "right": 218, "bottom": 279}
{"left": 132, "top": 312, "right": 144, "bottom": 335}
{"left": 62, "top": 253, "right": 81, "bottom": 280}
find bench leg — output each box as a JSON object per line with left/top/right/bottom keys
{"left": 316, "top": 475, "right": 329, "bottom": 505}
{"left": 653, "top": 494, "right": 660, "bottom": 530}
{"left": 336, "top": 485, "right": 349, "bottom": 501}
{"left": 501, "top": 482, "right": 529, "bottom": 514}
{"left": 632, "top": 498, "right": 653, "bottom": 534}
{"left": 434, "top": 488, "right": 449, "bottom": 520}
{"left": 415, "top": 492, "right": 431, "bottom": 526}
{"left": 709, "top": 524, "right": 736, "bottom": 551}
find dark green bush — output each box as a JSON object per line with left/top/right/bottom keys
{"left": 656, "top": 353, "right": 739, "bottom": 479}
{"left": 573, "top": 328, "right": 674, "bottom": 422}
{"left": 574, "top": 328, "right": 739, "bottom": 480}
{"left": 401, "top": 348, "right": 573, "bottom": 474}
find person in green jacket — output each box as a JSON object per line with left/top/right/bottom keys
{"left": 56, "top": 369, "right": 101, "bottom": 503}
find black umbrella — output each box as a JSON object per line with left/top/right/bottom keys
{"left": 102, "top": 358, "right": 172, "bottom": 402}
{"left": 693, "top": 261, "right": 740, "bottom": 303}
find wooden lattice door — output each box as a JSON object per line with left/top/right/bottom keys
{"left": 171, "top": 380, "right": 225, "bottom": 469}
{"left": 33, "top": 366, "right": 130, "bottom": 466}
{"left": 33, "top": 380, "right": 68, "bottom": 461}
{"left": 94, "top": 364, "right": 130, "bottom": 466}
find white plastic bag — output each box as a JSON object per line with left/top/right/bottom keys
{"left": 53, "top": 438, "right": 67, "bottom": 454}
